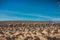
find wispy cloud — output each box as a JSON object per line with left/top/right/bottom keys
{"left": 0, "top": 10, "right": 60, "bottom": 21}
{"left": 0, "top": 10, "right": 53, "bottom": 18}
{"left": 52, "top": 18, "right": 60, "bottom": 21}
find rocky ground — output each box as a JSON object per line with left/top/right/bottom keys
{"left": 0, "top": 21, "right": 60, "bottom": 40}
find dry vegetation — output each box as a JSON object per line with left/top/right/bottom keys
{"left": 0, "top": 21, "right": 60, "bottom": 40}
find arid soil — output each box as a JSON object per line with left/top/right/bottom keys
{"left": 0, "top": 21, "right": 60, "bottom": 40}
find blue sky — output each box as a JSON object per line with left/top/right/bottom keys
{"left": 0, "top": 0, "right": 60, "bottom": 21}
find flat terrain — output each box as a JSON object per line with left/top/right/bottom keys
{"left": 0, "top": 21, "right": 60, "bottom": 40}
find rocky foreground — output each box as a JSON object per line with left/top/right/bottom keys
{"left": 0, "top": 21, "right": 60, "bottom": 40}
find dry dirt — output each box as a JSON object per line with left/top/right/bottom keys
{"left": 0, "top": 21, "right": 60, "bottom": 40}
